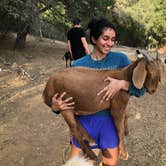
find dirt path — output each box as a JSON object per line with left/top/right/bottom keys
{"left": 0, "top": 36, "right": 166, "bottom": 166}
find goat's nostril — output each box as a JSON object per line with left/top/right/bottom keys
{"left": 148, "top": 89, "right": 156, "bottom": 94}
{"left": 151, "top": 90, "right": 155, "bottom": 93}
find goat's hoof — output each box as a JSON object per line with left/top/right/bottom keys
{"left": 83, "top": 138, "right": 96, "bottom": 147}
{"left": 120, "top": 152, "right": 129, "bottom": 160}
{"left": 89, "top": 141, "right": 97, "bottom": 146}
{"left": 90, "top": 154, "right": 98, "bottom": 161}
{"left": 83, "top": 136, "right": 95, "bottom": 144}
{"left": 86, "top": 151, "right": 98, "bottom": 161}
{"left": 124, "top": 129, "right": 129, "bottom": 136}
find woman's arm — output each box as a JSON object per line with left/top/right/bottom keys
{"left": 97, "top": 77, "right": 146, "bottom": 101}
{"left": 97, "top": 77, "right": 130, "bottom": 101}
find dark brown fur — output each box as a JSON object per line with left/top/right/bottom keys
{"left": 63, "top": 51, "right": 72, "bottom": 68}
{"left": 43, "top": 56, "right": 161, "bottom": 160}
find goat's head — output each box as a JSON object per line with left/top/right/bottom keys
{"left": 132, "top": 51, "right": 161, "bottom": 94}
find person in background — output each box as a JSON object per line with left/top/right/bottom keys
{"left": 67, "top": 18, "right": 90, "bottom": 60}
{"left": 52, "top": 17, "right": 146, "bottom": 166}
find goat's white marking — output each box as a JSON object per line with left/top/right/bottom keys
{"left": 137, "top": 53, "right": 144, "bottom": 58}
{"left": 62, "top": 155, "right": 93, "bottom": 166}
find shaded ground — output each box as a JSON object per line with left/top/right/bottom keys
{"left": 0, "top": 35, "right": 166, "bottom": 166}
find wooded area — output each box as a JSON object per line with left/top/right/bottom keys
{"left": 0, "top": 0, "right": 165, "bottom": 49}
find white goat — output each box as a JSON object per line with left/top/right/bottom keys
{"left": 62, "top": 156, "right": 93, "bottom": 166}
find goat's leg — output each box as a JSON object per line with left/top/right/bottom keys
{"left": 61, "top": 110, "right": 98, "bottom": 160}
{"left": 110, "top": 109, "right": 128, "bottom": 160}
{"left": 110, "top": 93, "right": 130, "bottom": 160}
{"left": 117, "top": 116, "right": 128, "bottom": 160}
{"left": 76, "top": 119, "right": 96, "bottom": 146}
{"left": 124, "top": 110, "right": 129, "bottom": 136}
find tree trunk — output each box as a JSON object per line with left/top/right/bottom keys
{"left": 14, "top": 25, "right": 29, "bottom": 49}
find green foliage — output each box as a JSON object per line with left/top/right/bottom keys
{"left": 0, "top": 0, "right": 32, "bottom": 32}
{"left": 0, "top": 0, "right": 165, "bottom": 47}
{"left": 40, "top": 1, "right": 70, "bottom": 40}
{"left": 128, "top": 0, "right": 165, "bottom": 36}
{"left": 115, "top": 0, "right": 166, "bottom": 46}
{"left": 65, "top": 0, "right": 115, "bottom": 26}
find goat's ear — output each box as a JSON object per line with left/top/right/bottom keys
{"left": 132, "top": 60, "right": 147, "bottom": 89}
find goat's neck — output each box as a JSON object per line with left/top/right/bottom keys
{"left": 106, "top": 61, "right": 138, "bottom": 81}
{"left": 123, "top": 61, "right": 138, "bottom": 81}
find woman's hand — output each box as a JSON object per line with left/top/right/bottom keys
{"left": 97, "top": 77, "right": 130, "bottom": 102}
{"left": 51, "top": 92, "right": 75, "bottom": 112}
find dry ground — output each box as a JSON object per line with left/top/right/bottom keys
{"left": 0, "top": 35, "right": 166, "bottom": 166}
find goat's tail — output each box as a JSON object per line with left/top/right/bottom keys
{"left": 61, "top": 155, "right": 93, "bottom": 166}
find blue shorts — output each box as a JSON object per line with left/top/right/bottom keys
{"left": 71, "top": 110, "right": 119, "bottom": 149}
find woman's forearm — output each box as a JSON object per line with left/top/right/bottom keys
{"left": 120, "top": 80, "right": 130, "bottom": 91}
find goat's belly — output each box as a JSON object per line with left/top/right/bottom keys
{"left": 73, "top": 99, "right": 110, "bottom": 116}
{"left": 54, "top": 73, "right": 110, "bottom": 115}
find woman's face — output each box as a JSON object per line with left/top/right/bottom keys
{"left": 94, "top": 28, "right": 116, "bottom": 55}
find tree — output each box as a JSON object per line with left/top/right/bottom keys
{"left": 1, "top": 0, "right": 164, "bottom": 48}
{"left": 112, "top": 0, "right": 166, "bottom": 47}
{"left": 0, "top": 0, "right": 57, "bottom": 48}
{"left": 0, "top": 0, "right": 34, "bottom": 48}
{"left": 62, "top": 0, "right": 115, "bottom": 25}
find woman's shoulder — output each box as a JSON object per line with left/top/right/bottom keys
{"left": 72, "top": 55, "right": 91, "bottom": 67}
{"left": 109, "top": 51, "right": 128, "bottom": 58}
{"left": 108, "top": 51, "right": 131, "bottom": 67}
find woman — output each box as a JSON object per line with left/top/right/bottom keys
{"left": 52, "top": 18, "right": 146, "bottom": 166}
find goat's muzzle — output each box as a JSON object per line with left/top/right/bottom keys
{"left": 148, "top": 89, "right": 156, "bottom": 94}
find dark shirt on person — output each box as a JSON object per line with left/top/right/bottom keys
{"left": 67, "top": 27, "right": 87, "bottom": 60}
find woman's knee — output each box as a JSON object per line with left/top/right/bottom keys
{"left": 69, "top": 144, "right": 82, "bottom": 158}
{"left": 102, "top": 147, "right": 118, "bottom": 166}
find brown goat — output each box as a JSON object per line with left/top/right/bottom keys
{"left": 43, "top": 53, "right": 161, "bottom": 161}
